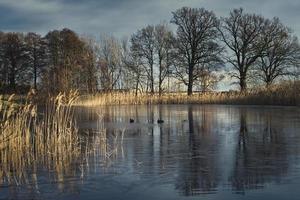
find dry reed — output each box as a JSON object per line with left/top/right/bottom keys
{"left": 75, "top": 81, "right": 300, "bottom": 107}
{"left": 0, "top": 91, "right": 116, "bottom": 186}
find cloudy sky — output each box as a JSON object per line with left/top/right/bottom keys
{"left": 0, "top": 0, "right": 299, "bottom": 38}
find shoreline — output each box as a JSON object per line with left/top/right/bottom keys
{"left": 74, "top": 92, "right": 300, "bottom": 107}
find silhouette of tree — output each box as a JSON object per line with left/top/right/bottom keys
{"left": 256, "top": 19, "right": 300, "bottom": 87}
{"left": 171, "top": 7, "right": 223, "bottom": 95}
{"left": 219, "top": 8, "right": 273, "bottom": 91}
{"left": 0, "top": 32, "right": 29, "bottom": 91}
{"left": 131, "top": 26, "right": 156, "bottom": 94}
{"left": 25, "top": 32, "right": 49, "bottom": 90}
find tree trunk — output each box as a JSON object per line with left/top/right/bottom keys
{"left": 9, "top": 72, "right": 16, "bottom": 90}
{"left": 265, "top": 76, "right": 272, "bottom": 89}
{"left": 33, "top": 62, "right": 37, "bottom": 90}
{"left": 240, "top": 73, "right": 247, "bottom": 92}
{"left": 135, "top": 74, "right": 140, "bottom": 96}
{"left": 187, "top": 82, "right": 193, "bottom": 96}
{"left": 187, "top": 64, "right": 194, "bottom": 96}
{"left": 158, "top": 83, "right": 162, "bottom": 96}
{"left": 34, "top": 68, "right": 37, "bottom": 90}
{"left": 33, "top": 48, "right": 37, "bottom": 90}
{"left": 158, "top": 59, "right": 162, "bottom": 96}
{"left": 150, "top": 67, "right": 154, "bottom": 95}
{"left": 9, "top": 62, "right": 16, "bottom": 91}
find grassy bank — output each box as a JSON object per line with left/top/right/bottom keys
{"left": 75, "top": 81, "right": 300, "bottom": 106}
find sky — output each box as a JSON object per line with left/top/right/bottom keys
{"left": 0, "top": 0, "right": 299, "bottom": 39}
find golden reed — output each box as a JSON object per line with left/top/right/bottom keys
{"left": 75, "top": 81, "right": 300, "bottom": 107}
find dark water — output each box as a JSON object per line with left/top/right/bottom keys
{"left": 1, "top": 105, "right": 300, "bottom": 200}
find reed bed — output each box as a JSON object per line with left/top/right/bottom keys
{"left": 0, "top": 91, "right": 117, "bottom": 187}
{"left": 75, "top": 81, "right": 300, "bottom": 107}
{"left": 0, "top": 92, "right": 80, "bottom": 185}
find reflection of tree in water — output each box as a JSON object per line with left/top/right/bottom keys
{"left": 128, "top": 105, "right": 174, "bottom": 180}
{"left": 157, "top": 105, "right": 172, "bottom": 172}
{"left": 122, "top": 105, "right": 221, "bottom": 195}
{"left": 230, "top": 108, "right": 289, "bottom": 193}
{"left": 75, "top": 105, "right": 300, "bottom": 197}
{"left": 175, "top": 105, "right": 220, "bottom": 196}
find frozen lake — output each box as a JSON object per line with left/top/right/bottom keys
{"left": 1, "top": 104, "right": 300, "bottom": 200}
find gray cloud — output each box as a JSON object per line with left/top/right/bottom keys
{"left": 0, "top": 0, "right": 299, "bottom": 38}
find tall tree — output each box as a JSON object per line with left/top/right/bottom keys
{"left": 1, "top": 32, "right": 28, "bottom": 91}
{"left": 171, "top": 7, "right": 222, "bottom": 95}
{"left": 131, "top": 25, "right": 156, "bottom": 94}
{"left": 0, "top": 32, "right": 6, "bottom": 88}
{"left": 80, "top": 37, "right": 98, "bottom": 93}
{"left": 121, "top": 38, "right": 148, "bottom": 95}
{"left": 98, "top": 35, "right": 123, "bottom": 91}
{"left": 124, "top": 50, "right": 145, "bottom": 96}
{"left": 154, "top": 23, "right": 175, "bottom": 96}
{"left": 25, "top": 32, "right": 49, "bottom": 90}
{"left": 219, "top": 8, "right": 272, "bottom": 91}
{"left": 257, "top": 19, "right": 300, "bottom": 87}
{"left": 61, "top": 28, "right": 86, "bottom": 91}
{"left": 43, "top": 28, "right": 85, "bottom": 93}
{"left": 44, "top": 30, "right": 62, "bottom": 93}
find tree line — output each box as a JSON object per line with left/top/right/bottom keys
{"left": 1, "top": 7, "right": 299, "bottom": 95}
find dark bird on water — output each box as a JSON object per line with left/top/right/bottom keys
{"left": 130, "top": 118, "right": 134, "bottom": 123}
{"left": 157, "top": 119, "right": 164, "bottom": 124}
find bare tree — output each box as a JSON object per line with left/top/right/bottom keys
{"left": 131, "top": 25, "right": 156, "bottom": 94}
{"left": 219, "top": 8, "right": 273, "bottom": 91}
{"left": 257, "top": 19, "right": 300, "bottom": 87}
{"left": 171, "top": 7, "right": 223, "bottom": 95}
{"left": 125, "top": 52, "right": 145, "bottom": 96}
{"left": 198, "top": 71, "right": 224, "bottom": 92}
{"left": 117, "top": 37, "right": 133, "bottom": 90}
{"left": 97, "top": 35, "right": 123, "bottom": 91}
{"left": 154, "top": 23, "right": 175, "bottom": 95}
